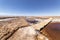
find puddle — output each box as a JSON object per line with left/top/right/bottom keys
{"left": 42, "top": 22, "right": 60, "bottom": 40}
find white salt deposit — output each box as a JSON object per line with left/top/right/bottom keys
{"left": 0, "top": 18, "right": 16, "bottom": 21}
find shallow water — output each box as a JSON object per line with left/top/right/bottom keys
{"left": 42, "top": 22, "right": 60, "bottom": 40}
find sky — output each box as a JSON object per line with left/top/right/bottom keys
{"left": 0, "top": 0, "right": 60, "bottom": 16}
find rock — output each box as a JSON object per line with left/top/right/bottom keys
{"left": 0, "top": 18, "right": 29, "bottom": 40}
{"left": 37, "top": 33, "right": 49, "bottom": 40}
{"left": 7, "top": 27, "right": 37, "bottom": 40}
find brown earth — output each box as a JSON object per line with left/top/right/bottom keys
{"left": 0, "top": 17, "right": 29, "bottom": 40}
{"left": 0, "top": 16, "right": 60, "bottom": 40}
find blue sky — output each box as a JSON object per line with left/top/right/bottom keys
{"left": 0, "top": 0, "right": 60, "bottom": 16}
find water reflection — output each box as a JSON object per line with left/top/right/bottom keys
{"left": 42, "top": 22, "right": 60, "bottom": 40}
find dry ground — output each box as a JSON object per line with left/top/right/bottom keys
{"left": 0, "top": 16, "right": 60, "bottom": 40}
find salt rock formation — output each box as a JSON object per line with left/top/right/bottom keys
{"left": 7, "top": 27, "right": 37, "bottom": 40}
{"left": 0, "top": 18, "right": 29, "bottom": 40}
{"left": 37, "top": 33, "right": 48, "bottom": 40}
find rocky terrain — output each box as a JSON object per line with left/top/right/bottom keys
{"left": 0, "top": 16, "right": 60, "bottom": 40}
